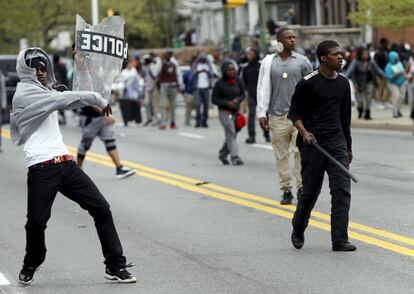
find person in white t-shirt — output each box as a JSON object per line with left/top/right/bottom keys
{"left": 192, "top": 54, "right": 213, "bottom": 127}
{"left": 11, "top": 47, "right": 136, "bottom": 285}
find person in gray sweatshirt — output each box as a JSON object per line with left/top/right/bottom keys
{"left": 11, "top": 47, "right": 136, "bottom": 285}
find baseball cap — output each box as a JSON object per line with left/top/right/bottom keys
{"left": 25, "top": 49, "right": 48, "bottom": 69}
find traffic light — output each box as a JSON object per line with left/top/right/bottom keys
{"left": 222, "top": 0, "right": 247, "bottom": 8}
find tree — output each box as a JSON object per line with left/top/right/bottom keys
{"left": 143, "top": 0, "right": 180, "bottom": 48}
{"left": 99, "top": 0, "right": 160, "bottom": 49}
{"left": 348, "top": 0, "right": 414, "bottom": 29}
{"left": 0, "top": 0, "right": 90, "bottom": 53}
{"left": 0, "top": 0, "right": 177, "bottom": 53}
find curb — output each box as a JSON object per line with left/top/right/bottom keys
{"left": 351, "top": 121, "right": 413, "bottom": 132}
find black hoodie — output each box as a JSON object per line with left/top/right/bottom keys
{"left": 212, "top": 61, "right": 245, "bottom": 113}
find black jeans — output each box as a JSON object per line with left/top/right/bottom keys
{"left": 195, "top": 88, "right": 210, "bottom": 124}
{"left": 24, "top": 161, "right": 126, "bottom": 270}
{"left": 292, "top": 133, "right": 351, "bottom": 244}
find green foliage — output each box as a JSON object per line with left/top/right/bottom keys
{"left": 0, "top": 0, "right": 179, "bottom": 54}
{"left": 100, "top": 0, "right": 154, "bottom": 48}
{"left": 348, "top": 0, "right": 414, "bottom": 29}
{"left": 0, "top": 0, "right": 90, "bottom": 53}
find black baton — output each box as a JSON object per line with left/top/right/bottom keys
{"left": 311, "top": 141, "right": 358, "bottom": 183}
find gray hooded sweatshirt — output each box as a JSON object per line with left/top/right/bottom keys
{"left": 10, "top": 47, "right": 107, "bottom": 145}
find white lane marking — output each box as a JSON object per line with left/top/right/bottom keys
{"left": 252, "top": 144, "right": 273, "bottom": 150}
{"left": 178, "top": 133, "right": 205, "bottom": 140}
{"left": 0, "top": 272, "right": 10, "bottom": 285}
{"left": 410, "top": 171, "right": 414, "bottom": 174}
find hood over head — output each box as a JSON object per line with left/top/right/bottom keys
{"left": 388, "top": 51, "right": 399, "bottom": 64}
{"left": 16, "top": 47, "right": 56, "bottom": 88}
{"left": 221, "top": 60, "right": 234, "bottom": 79}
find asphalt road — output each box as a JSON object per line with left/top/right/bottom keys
{"left": 1, "top": 107, "right": 414, "bottom": 294}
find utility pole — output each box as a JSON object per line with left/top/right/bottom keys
{"left": 223, "top": 6, "right": 230, "bottom": 51}
{"left": 91, "top": 0, "right": 99, "bottom": 25}
{"left": 259, "top": 0, "right": 267, "bottom": 53}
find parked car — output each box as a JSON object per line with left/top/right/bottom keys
{"left": 0, "top": 55, "right": 19, "bottom": 123}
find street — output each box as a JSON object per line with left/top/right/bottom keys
{"left": 1, "top": 107, "right": 414, "bottom": 294}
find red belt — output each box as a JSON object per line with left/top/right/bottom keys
{"left": 42, "top": 155, "right": 74, "bottom": 164}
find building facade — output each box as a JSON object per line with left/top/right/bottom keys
{"left": 177, "top": 0, "right": 364, "bottom": 49}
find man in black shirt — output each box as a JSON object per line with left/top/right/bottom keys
{"left": 242, "top": 47, "right": 270, "bottom": 143}
{"left": 288, "top": 40, "right": 356, "bottom": 252}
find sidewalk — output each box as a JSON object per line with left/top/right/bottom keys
{"left": 351, "top": 103, "right": 413, "bottom": 132}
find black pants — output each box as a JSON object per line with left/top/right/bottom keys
{"left": 24, "top": 161, "right": 126, "bottom": 270}
{"left": 119, "top": 99, "right": 142, "bottom": 126}
{"left": 247, "top": 96, "right": 269, "bottom": 139}
{"left": 292, "top": 133, "right": 351, "bottom": 244}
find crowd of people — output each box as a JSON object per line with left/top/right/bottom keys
{"left": 342, "top": 38, "right": 414, "bottom": 120}
{"left": 107, "top": 37, "right": 414, "bottom": 134}
{"left": 43, "top": 33, "right": 414, "bottom": 201}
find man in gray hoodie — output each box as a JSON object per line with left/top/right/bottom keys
{"left": 11, "top": 48, "right": 136, "bottom": 285}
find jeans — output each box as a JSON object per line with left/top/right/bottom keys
{"left": 24, "top": 161, "right": 126, "bottom": 270}
{"left": 355, "top": 83, "right": 374, "bottom": 112}
{"left": 195, "top": 88, "right": 209, "bottom": 124}
{"left": 160, "top": 83, "right": 177, "bottom": 124}
{"left": 144, "top": 88, "right": 159, "bottom": 121}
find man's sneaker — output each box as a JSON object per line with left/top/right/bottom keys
{"left": 105, "top": 266, "right": 137, "bottom": 283}
{"left": 116, "top": 166, "right": 136, "bottom": 179}
{"left": 18, "top": 265, "right": 39, "bottom": 285}
{"left": 170, "top": 122, "right": 176, "bottom": 129}
{"left": 280, "top": 191, "right": 293, "bottom": 205}
{"left": 332, "top": 241, "right": 357, "bottom": 252}
{"left": 245, "top": 137, "right": 256, "bottom": 144}
{"left": 291, "top": 230, "right": 305, "bottom": 249}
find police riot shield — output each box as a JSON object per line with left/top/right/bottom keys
{"left": 72, "top": 14, "right": 128, "bottom": 101}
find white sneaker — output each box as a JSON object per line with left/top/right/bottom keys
{"left": 376, "top": 104, "right": 386, "bottom": 110}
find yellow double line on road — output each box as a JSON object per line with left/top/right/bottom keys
{"left": 65, "top": 147, "right": 414, "bottom": 258}
{"left": 3, "top": 129, "right": 414, "bottom": 257}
